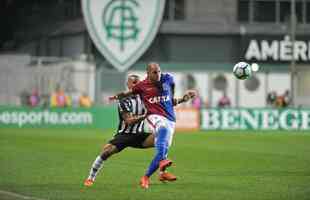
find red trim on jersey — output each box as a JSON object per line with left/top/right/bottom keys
{"left": 146, "top": 117, "right": 156, "bottom": 129}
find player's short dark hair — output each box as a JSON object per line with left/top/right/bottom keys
{"left": 128, "top": 74, "right": 140, "bottom": 84}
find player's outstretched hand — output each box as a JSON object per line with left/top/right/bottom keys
{"left": 108, "top": 95, "right": 118, "bottom": 101}
{"left": 183, "top": 90, "right": 197, "bottom": 101}
{"left": 187, "top": 90, "right": 197, "bottom": 99}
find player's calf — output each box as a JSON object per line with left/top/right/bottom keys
{"left": 84, "top": 144, "right": 119, "bottom": 186}
{"left": 101, "top": 144, "right": 119, "bottom": 160}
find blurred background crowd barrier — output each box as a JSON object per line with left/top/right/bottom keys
{"left": 1, "top": 0, "right": 310, "bottom": 130}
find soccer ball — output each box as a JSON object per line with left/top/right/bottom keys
{"left": 233, "top": 62, "right": 252, "bottom": 80}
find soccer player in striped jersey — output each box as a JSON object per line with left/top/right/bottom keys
{"left": 84, "top": 74, "right": 194, "bottom": 187}
{"left": 110, "top": 63, "right": 196, "bottom": 189}
{"left": 84, "top": 74, "right": 150, "bottom": 186}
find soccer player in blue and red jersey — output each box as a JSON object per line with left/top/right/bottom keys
{"left": 110, "top": 63, "right": 196, "bottom": 189}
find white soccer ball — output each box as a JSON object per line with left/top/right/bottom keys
{"left": 233, "top": 62, "right": 252, "bottom": 80}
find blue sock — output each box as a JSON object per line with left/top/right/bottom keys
{"left": 145, "top": 127, "right": 169, "bottom": 177}
{"left": 156, "top": 127, "right": 169, "bottom": 160}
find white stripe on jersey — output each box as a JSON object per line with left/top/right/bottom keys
{"left": 137, "top": 96, "right": 144, "bottom": 132}
{"left": 130, "top": 96, "right": 139, "bottom": 133}
{"left": 118, "top": 95, "right": 145, "bottom": 134}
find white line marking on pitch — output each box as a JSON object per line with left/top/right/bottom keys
{"left": 0, "top": 190, "right": 47, "bottom": 200}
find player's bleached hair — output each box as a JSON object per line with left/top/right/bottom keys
{"left": 128, "top": 74, "right": 140, "bottom": 84}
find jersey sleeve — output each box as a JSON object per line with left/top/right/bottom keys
{"left": 118, "top": 99, "right": 132, "bottom": 113}
{"left": 166, "top": 73, "right": 175, "bottom": 86}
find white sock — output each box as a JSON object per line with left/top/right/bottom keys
{"left": 88, "top": 155, "right": 105, "bottom": 181}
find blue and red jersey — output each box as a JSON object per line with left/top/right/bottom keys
{"left": 132, "top": 73, "right": 176, "bottom": 122}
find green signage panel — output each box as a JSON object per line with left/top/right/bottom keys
{"left": 1, "top": 107, "right": 309, "bottom": 131}
{"left": 0, "top": 106, "right": 118, "bottom": 129}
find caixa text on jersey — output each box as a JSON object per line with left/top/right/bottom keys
{"left": 148, "top": 96, "right": 170, "bottom": 104}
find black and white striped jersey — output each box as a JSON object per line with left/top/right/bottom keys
{"left": 117, "top": 94, "right": 146, "bottom": 134}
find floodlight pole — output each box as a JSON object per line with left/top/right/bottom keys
{"left": 290, "top": 0, "right": 296, "bottom": 106}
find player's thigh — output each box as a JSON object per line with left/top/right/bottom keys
{"left": 166, "top": 120, "right": 176, "bottom": 146}
{"left": 148, "top": 115, "right": 175, "bottom": 147}
{"left": 125, "top": 133, "right": 151, "bottom": 148}
{"left": 146, "top": 114, "right": 168, "bottom": 134}
{"left": 108, "top": 134, "right": 135, "bottom": 152}
{"left": 142, "top": 133, "right": 155, "bottom": 148}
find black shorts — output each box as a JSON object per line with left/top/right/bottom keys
{"left": 109, "top": 132, "right": 151, "bottom": 152}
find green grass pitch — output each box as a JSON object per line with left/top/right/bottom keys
{"left": 0, "top": 128, "right": 310, "bottom": 200}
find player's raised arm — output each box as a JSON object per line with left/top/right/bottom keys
{"left": 109, "top": 75, "right": 143, "bottom": 102}
{"left": 108, "top": 90, "right": 134, "bottom": 101}
{"left": 173, "top": 90, "right": 197, "bottom": 106}
{"left": 122, "top": 110, "right": 147, "bottom": 125}
{"left": 118, "top": 96, "right": 148, "bottom": 125}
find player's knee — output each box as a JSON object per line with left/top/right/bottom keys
{"left": 142, "top": 134, "right": 155, "bottom": 148}
{"left": 101, "top": 144, "right": 118, "bottom": 160}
